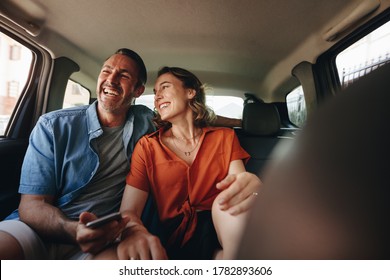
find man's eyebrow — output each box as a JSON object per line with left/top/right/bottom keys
{"left": 101, "top": 65, "right": 132, "bottom": 75}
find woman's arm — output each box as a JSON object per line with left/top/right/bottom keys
{"left": 117, "top": 185, "right": 167, "bottom": 260}
{"left": 212, "top": 160, "right": 258, "bottom": 259}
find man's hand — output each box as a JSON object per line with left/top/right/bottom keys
{"left": 117, "top": 225, "right": 167, "bottom": 260}
{"left": 76, "top": 212, "right": 130, "bottom": 254}
{"left": 216, "top": 172, "right": 262, "bottom": 215}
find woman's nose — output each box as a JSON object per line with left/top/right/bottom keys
{"left": 154, "top": 90, "right": 162, "bottom": 101}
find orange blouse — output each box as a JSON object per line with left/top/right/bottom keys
{"left": 126, "top": 126, "right": 250, "bottom": 246}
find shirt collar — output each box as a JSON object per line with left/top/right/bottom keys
{"left": 86, "top": 101, "right": 102, "bottom": 135}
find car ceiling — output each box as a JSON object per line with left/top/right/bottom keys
{"left": 1, "top": 0, "right": 389, "bottom": 102}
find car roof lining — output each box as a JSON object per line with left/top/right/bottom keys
{"left": 1, "top": 0, "right": 388, "bottom": 102}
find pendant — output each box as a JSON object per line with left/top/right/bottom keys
{"left": 184, "top": 152, "right": 191, "bottom": 156}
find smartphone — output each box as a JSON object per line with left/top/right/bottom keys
{"left": 85, "top": 212, "right": 122, "bottom": 228}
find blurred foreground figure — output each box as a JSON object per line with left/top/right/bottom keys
{"left": 237, "top": 63, "right": 390, "bottom": 259}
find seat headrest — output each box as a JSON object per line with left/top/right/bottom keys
{"left": 242, "top": 102, "right": 281, "bottom": 136}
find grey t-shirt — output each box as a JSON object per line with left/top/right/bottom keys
{"left": 62, "top": 125, "right": 129, "bottom": 219}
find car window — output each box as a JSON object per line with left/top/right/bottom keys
{"left": 206, "top": 96, "right": 243, "bottom": 119}
{"left": 286, "top": 85, "right": 306, "bottom": 127}
{"left": 336, "top": 20, "right": 390, "bottom": 88}
{"left": 136, "top": 94, "right": 243, "bottom": 119}
{"left": 0, "top": 31, "right": 33, "bottom": 136}
{"left": 63, "top": 80, "right": 90, "bottom": 108}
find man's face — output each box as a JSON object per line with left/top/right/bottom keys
{"left": 96, "top": 54, "right": 144, "bottom": 115}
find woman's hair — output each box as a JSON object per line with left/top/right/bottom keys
{"left": 153, "top": 66, "right": 216, "bottom": 129}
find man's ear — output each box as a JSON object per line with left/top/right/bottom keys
{"left": 134, "top": 85, "right": 145, "bottom": 98}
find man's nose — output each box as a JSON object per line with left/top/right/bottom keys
{"left": 107, "top": 72, "right": 120, "bottom": 84}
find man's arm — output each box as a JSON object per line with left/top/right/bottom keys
{"left": 18, "top": 194, "right": 78, "bottom": 243}
{"left": 214, "top": 115, "right": 242, "bottom": 127}
{"left": 17, "top": 118, "right": 78, "bottom": 242}
{"left": 19, "top": 194, "right": 127, "bottom": 255}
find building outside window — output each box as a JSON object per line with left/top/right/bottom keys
{"left": 9, "top": 44, "right": 21, "bottom": 60}
{"left": 0, "top": 33, "right": 32, "bottom": 135}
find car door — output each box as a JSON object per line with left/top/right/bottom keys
{"left": 0, "top": 29, "right": 47, "bottom": 220}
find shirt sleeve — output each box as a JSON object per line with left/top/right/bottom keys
{"left": 126, "top": 136, "right": 151, "bottom": 192}
{"left": 19, "top": 116, "right": 57, "bottom": 195}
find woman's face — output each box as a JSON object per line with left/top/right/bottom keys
{"left": 154, "top": 73, "right": 195, "bottom": 122}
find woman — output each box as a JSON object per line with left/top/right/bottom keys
{"left": 97, "top": 67, "right": 260, "bottom": 260}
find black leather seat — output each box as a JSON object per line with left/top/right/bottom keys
{"left": 236, "top": 102, "right": 295, "bottom": 176}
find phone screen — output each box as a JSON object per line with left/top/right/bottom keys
{"left": 85, "top": 212, "right": 122, "bottom": 228}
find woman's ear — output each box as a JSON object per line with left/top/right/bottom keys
{"left": 187, "top": 89, "right": 196, "bottom": 100}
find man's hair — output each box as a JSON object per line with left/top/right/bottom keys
{"left": 114, "top": 48, "right": 147, "bottom": 87}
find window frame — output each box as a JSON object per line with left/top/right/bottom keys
{"left": 62, "top": 79, "right": 91, "bottom": 109}
{"left": 315, "top": 9, "right": 390, "bottom": 101}
{"left": 0, "top": 26, "right": 47, "bottom": 139}
{"left": 286, "top": 85, "right": 307, "bottom": 128}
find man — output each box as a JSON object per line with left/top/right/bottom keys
{"left": 0, "top": 48, "right": 261, "bottom": 259}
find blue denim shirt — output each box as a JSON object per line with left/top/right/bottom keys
{"left": 6, "top": 101, "right": 155, "bottom": 219}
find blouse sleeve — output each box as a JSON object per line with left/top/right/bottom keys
{"left": 126, "top": 136, "right": 151, "bottom": 192}
{"left": 230, "top": 129, "right": 250, "bottom": 164}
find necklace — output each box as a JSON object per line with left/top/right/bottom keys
{"left": 171, "top": 129, "right": 202, "bottom": 156}
{"left": 172, "top": 129, "right": 203, "bottom": 142}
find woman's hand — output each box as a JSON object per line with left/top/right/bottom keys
{"left": 216, "top": 172, "right": 262, "bottom": 215}
{"left": 117, "top": 224, "right": 168, "bottom": 260}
